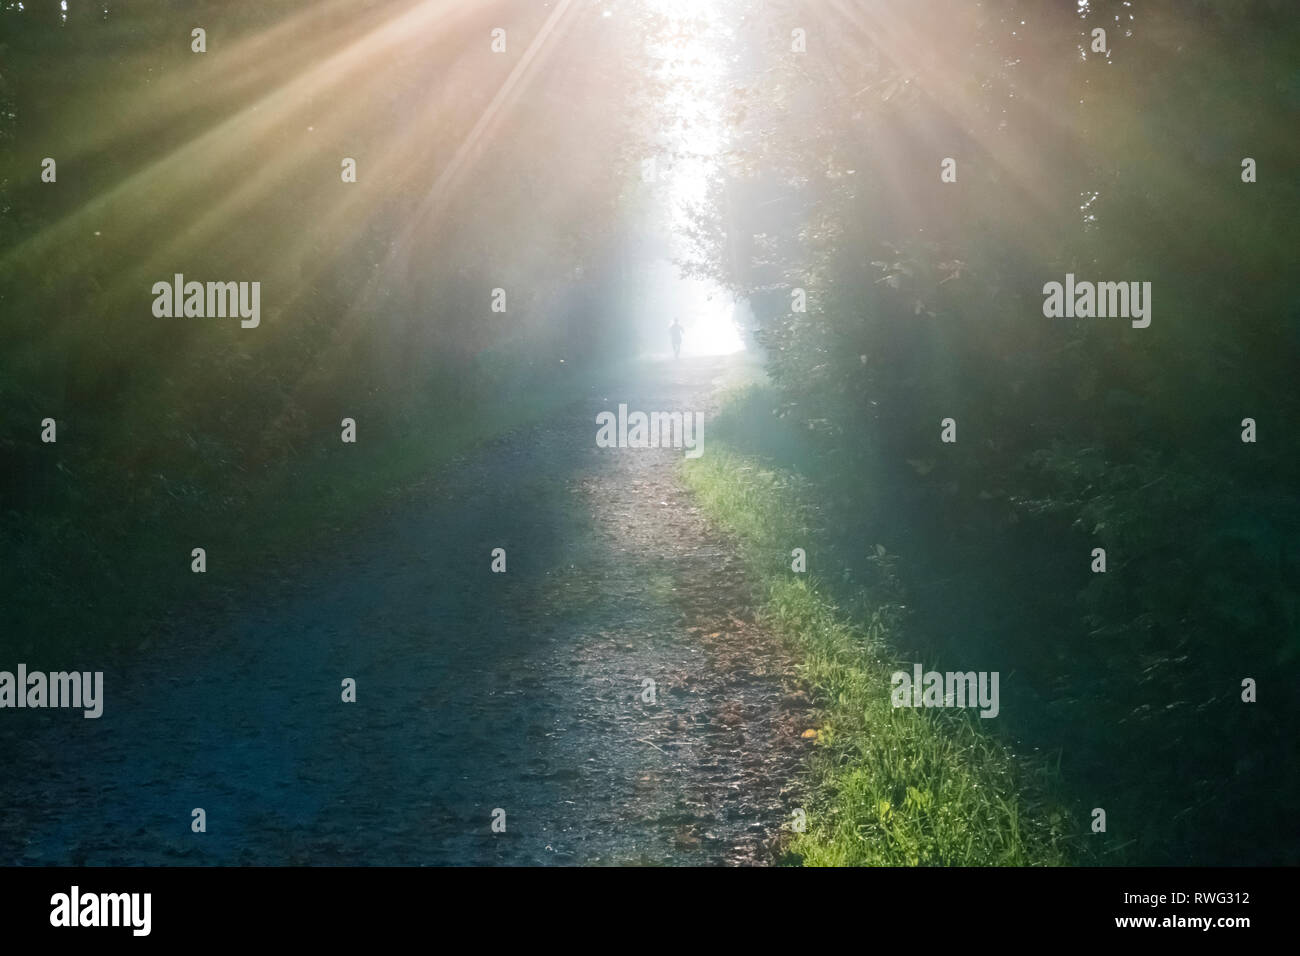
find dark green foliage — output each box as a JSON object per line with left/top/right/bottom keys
{"left": 699, "top": 0, "right": 1299, "bottom": 863}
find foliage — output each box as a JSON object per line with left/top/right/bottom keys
{"left": 690, "top": 1, "right": 1300, "bottom": 864}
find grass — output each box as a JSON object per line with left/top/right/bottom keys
{"left": 683, "top": 389, "right": 1082, "bottom": 866}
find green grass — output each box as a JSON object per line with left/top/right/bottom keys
{"left": 684, "top": 432, "right": 1081, "bottom": 866}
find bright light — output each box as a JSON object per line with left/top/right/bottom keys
{"left": 642, "top": 0, "right": 743, "bottom": 358}
{"left": 645, "top": 0, "right": 728, "bottom": 254}
{"left": 677, "top": 277, "right": 747, "bottom": 357}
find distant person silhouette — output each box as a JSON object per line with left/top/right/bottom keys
{"left": 669, "top": 319, "right": 684, "bottom": 358}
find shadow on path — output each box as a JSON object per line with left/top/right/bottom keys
{"left": 1, "top": 355, "right": 812, "bottom": 865}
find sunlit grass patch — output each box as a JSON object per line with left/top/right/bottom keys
{"left": 684, "top": 439, "right": 1079, "bottom": 866}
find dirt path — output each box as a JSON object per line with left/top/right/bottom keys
{"left": 2, "top": 355, "right": 812, "bottom": 865}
